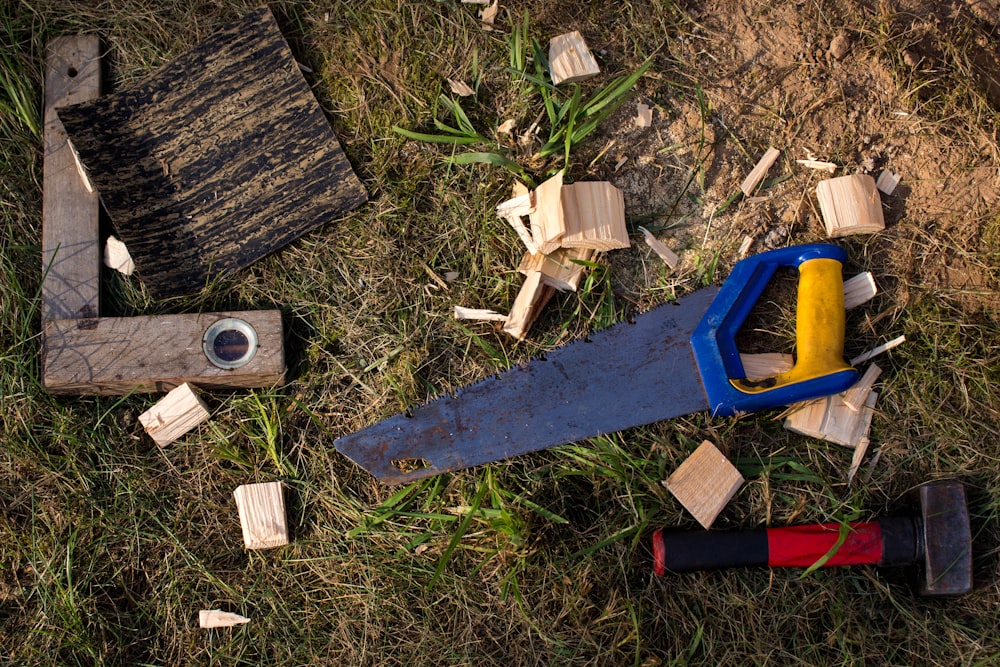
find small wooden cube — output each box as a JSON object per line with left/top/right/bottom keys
{"left": 663, "top": 441, "right": 744, "bottom": 529}
{"left": 816, "top": 174, "right": 885, "bottom": 237}
{"left": 234, "top": 481, "right": 288, "bottom": 549}
{"left": 548, "top": 31, "right": 601, "bottom": 85}
{"left": 560, "top": 182, "right": 629, "bottom": 250}
{"left": 138, "top": 382, "right": 210, "bottom": 445}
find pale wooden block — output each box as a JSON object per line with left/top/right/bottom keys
{"left": 816, "top": 174, "right": 885, "bottom": 237}
{"left": 560, "top": 182, "right": 629, "bottom": 250}
{"left": 850, "top": 335, "right": 905, "bottom": 366}
{"left": 138, "top": 382, "right": 210, "bottom": 445}
{"left": 875, "top": 169, "right": 901, "bottom": 195}
{"left": 740, "top": 147, "right": 781, "bottom": 196}
{"left": 453, "top": 306, "right": 507, "bottom": 322}
{"left": 636, "top": 102, "right": 653, "bottom": 128}
{"left": 548, "top": 31, "right": 601, "bottom": 85}
{"left": 104, "top": 235, "right": 135, "bottom": 275}
{"left": 517, "top": 247, "right": 595, "bottom": 292}
{"left": 199, "top": 610, "right": 250, "bottom": 629}
{"left": 739, "top": 352, "right": 794, "bottom": 380}
{"left": 503, "top": 271, "right": 554, "bottom": 341}
{"left": 663, "top": 441, "right": 744, "bottom": 529}
{"left": 234, "top": 481, "right": 289, "bottom": 549}
{"left": 784, "top": 391, "right": 878, "bottom": 449}
{"left": 639, "top": 227, "right": 679, "bottom": 269}
{"left": 841, "top": 364, "right": 882, "bottom": 412}
{"left": 528, "top": 170, "right": 566, "bottom": 254}
{"left": 843, "top": 272, "right": 877, "bottom": 309}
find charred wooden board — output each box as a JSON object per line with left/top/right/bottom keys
{"left": 56, "top": 7, "right": 367, "bottom": 299}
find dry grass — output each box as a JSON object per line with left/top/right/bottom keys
{"left": 2, "top": 0, "right": 999, "bottom": 664}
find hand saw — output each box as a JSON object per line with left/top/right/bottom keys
{"left": 335, "top": 244, "right": 859, "bottom": 484}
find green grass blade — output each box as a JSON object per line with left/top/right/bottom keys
{"left": 446, "top": 151, "right": 534, "bottom": 185}
{"left": 428, "top": 475, "right": 490, "bottom": 589}
{"left": 393, "top": 126, "right": 484, "bottom": 145}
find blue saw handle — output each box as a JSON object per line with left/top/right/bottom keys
{"left": 690, "top": 244, "right": 859, "bottom": 416}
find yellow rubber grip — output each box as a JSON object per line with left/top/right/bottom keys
{"left": 734, "top": 257, "right": 852, "bottom": 393}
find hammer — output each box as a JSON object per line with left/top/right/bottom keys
{"left": 652, "top": 481, "right": 972, "bottom": 596}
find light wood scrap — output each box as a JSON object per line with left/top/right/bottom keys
{"left": 199, "top": 610, "right": 250, "bottom": 629}
{"left": 104, "top": 235, "right": 135, "bottom": 275}
{"left": 528, "top": 170, "right": 566, "bottom": 253}
{"left": 503, "top": 271, "right": 554, "bottom": 341}
{"left": 636, "top": 102, "right": 653, "bottom": 128}
{"left": 740, "top": 147, "right": 781, "bottom": 197}
{"left": 517, "top": 247, "right": 595, "bottom": 292}
{"left": 796, "top": 158, "right": 837, "bottom": 173}
{"left": 234, "top": 481, "right": 288, "bottom": 549}
{"left": 548, "top": 31, "right": 601, "bottom": 85}
{"left": 42, "top": 35, "right": 102, "bottom": 321}
{"left": 497, "top": 192, "right": 538, "bottom": 254}
{"left": 454, "top": 306, "right": 508, "bottom": 322}
{"left": 737, "top": 235, "right": 754, "bottom": 258}
{"left": 138, "top": 382, "right": 211, "bottom": 445}
{"left": 497, "top": 118, "right": 516, "bottom": 134}
{"left": 447, "top": 78, "right": 474, "bottom": 96}
{"left": 850, "top": 335, "right": 905, "bottom": 366}
{"left": 876, "top": 169, "right": 901, "bottom": 195}
{"left": 784, "top": 391, "right": 878, "bottom": 449}
{"left": 638, "top": 227, "right": 679, "bottom": 269}
{"left": 816, "top": 174, "right": 885, "bottom": 237}
{"left": 663, "top": 440, "right": 744, "bottom": 529}
{"left": 842, "top": 364, "right": 882, "bottom": 412}
{"left": 739, "top": 353, "right": 794, "bottom": 380}
{"left": 560, "top": 181, "right": 629, "bottom": 250}
{"left": 480, "top": 0, "right": 498, "bottom": 30}
{"left": 843, "top": 272, "right": 877, "bottom": 309}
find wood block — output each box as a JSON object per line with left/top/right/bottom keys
{"left": 548, "top": 31, "right": 601, "bottom": 85}
{"left": 843, "top": 272, "right": 877, "bottom": 309}
{"left": 103, "top": 235, "right": 135, "bottom": 275}
{"left": 663, "top": 441, "right": 744, "bottom": 529}
{"left": 875, "top": 169, "right": 901, "bottom": 195}
{"left": 43, "top": 310, "right": 285, "bottom": 395}
{"left": 503, "top": 271, "right": 554, "bottom": 341}
{"left": 199, "top": 610, "right": 250, "bottom": 629}
{"left": 740, "top": 147, "right": 781, "bottom": 197}
{"left": 841, "top": 364, "right": 882, "bottom": 412}
{"left": 42, "top": 36, "right": 102, "bottom": 321}
{"left": 816, "top": 174, "right": 885, "bottom": 237}
{"left": 636, "top": 102, "right": 653, "bottom": 128}
{"left": 138, "top": 382, "right": 210, "bottom": 445}
{"left": 739, "top": 352, "right": 794, "bottom": 380}
{"left": 234, "top": 481, "right": 288, "bottom": 549}
{"left": 517, "top": 247, "right": 595, "bottom": 292}
{"left": 784, "top": 391, "right": 878, "bottom": 449}
{"left": 560, "top": 182, "right": 629, "bottom": 250}
{"left": 528, "top": 170, "right": 566, "bottom": 253}
{"left": 55, "top": 8, "right": 367, "bottom": 299}
{"left": 639, "top": 227, "right": 678, "bottom": 269}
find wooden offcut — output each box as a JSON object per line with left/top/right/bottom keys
{"left": 103, "top": 235, "right": 134, "bottom": 275}
{"left": 548, "top": 31, "right": 601, "bottom": 85}
{"left": 842, "top": 364, "right": 882, "bottom": 412}
{"left": 56, "top": 8, "right": 367, "bottom": 299}
{"left": 740, "top": 147, "right": 781, "bottom": 197}
{"left": 850, "top": 335, "right": 905, "bottom": 366}
{"left": 843, "top": 272, "right": 877, "bottom": 309}
{"left": 876, "top": 169, "right": 901, "bottom": 195}
{"left": 503, "top": 271, "right": 554, "bottom": 341}
{"left": 42, "top": 36, "right": 101, "bottom": 321}
{"left": 138, "top": 382, "right": 210, "bottom": 445}
{"left": 517, "top": 247, "right": 595, "bottom": 292}
{"left": 560, "top": 182, "right": 629, "bottom": 250}
{"left": 43, "top": 311, "right": 285, "bottom": 395}
{"left": 816, "top": 174, "right": 885, "bottom": 237}
{"left": 639, "top": 227, "right": 679, "bottom": 269}
{"left": 234, "top": 481, "right": 288, "bottom": 549}
{"left": 199, "top": 610, "right": 250, "bottom": 629}
{"left": 784, "top": 391, "right": 878, "bottom": 449}
{"left": 528, "top": 171, "right": 567, "bottom": 253}
{"left": 663, "top": 441, "right": 744, "bottom": 529}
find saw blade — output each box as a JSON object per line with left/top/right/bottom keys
{"left": 335, "top": 286, "right": 719, "bottom": 483}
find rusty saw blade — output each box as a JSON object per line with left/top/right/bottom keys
{"left": 335, "top": 286, "right": 718, "bottom": 484}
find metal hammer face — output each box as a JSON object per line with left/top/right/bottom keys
{"left": 918, "top": 481, "right": 972, "bottom": 596}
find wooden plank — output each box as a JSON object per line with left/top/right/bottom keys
{"left": 138, "top": 383, "right": 211, "bottom": 445}
{"left": 663, "top": 440, "right": 744, "bottom": 529}
{"left": 233, "top": 481, "right": 288, "bottom": 549}
{"left": 55, "top": 8, "right": 367, "bottom": 299}
{"left": 816, "top": 174, "right": 885, "bottom": 237}
{"left": 43, "top": 310, "right": 284, "bottom": 394}
{"left": 42, "top": 35, "right": 101, "bottom": 321}
{"left": 740, "top": 147, "right": 781, "bottom": 197}
{"left": 548, "top": 31, "right": 600, "bottom": 85}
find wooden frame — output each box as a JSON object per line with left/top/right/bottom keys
{"left": 41, "top": 36, "right": 285, "bottom": 395}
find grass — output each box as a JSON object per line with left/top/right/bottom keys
{"left": 2, "top": 0, "right": 1000, "bottom": 664}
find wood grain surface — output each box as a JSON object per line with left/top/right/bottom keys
{"left": 43, "top": 310, "right": 285, "bottom": 394}
{"left": 42, "top": 35, "right": 101, "bottom": 320}
{"left": 55, "top": 7, "right": 367, "bottom": 299}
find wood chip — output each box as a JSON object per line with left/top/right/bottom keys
{"left": 454, "top": 306, "right": 508, "bottom": 322}
{"left": 842, "top": 364, "right": 882, "bottom": 412}
{"left": 636, "top": 102, "right": 653, "bottom": 128}
{"left": 548, "top": 30, "right": 601, "bottom": 85}
{"left": 796, "top": 159, "right": 837, "bottom": 173}
{"left": 740, "top": 147, "right": 781, "bottom": 197}
{"left": 480, "top": 0, "right": 498, "bottom": 30}
{"left": 528, "top": 170, "right": 566, "bottom": 253}
{"left": 447, "top": 78, "right": 474, "bottom": 96}
{"left": 843, "top": 272, "right": 877, "bottom": 309}
{"left": 103, "top": 235, "right": 135, "bottom": 275}
{"left": 816, "top": 174, "right": 885, "bottom": 237}
{"left": 737, "top": 235, "right": 754, "bottom": 258}
{"left": 850, "top": 335, "right": 905, "bottom": 366}
{"left": 497, "top": 118, "right": 516, "bottom": 134}
{"left": 614, "top": 156, "right": 628, "bottom": 172}
{"left": 638, "top": 227, "right": 678, "bottom": 269}
{"left": 784, "top": 391, "right": 877, "bottom": 449}
{"left": 875, "top": 169, "right": 901, "bottom": 195}
{"left": 503, "top": 271, "right": 554, "bottom": 341}
{"left": 234, "top": 481, "right": 288, "bottom": 550}
{"left": 137, "top": 382, "right": 210, "bottom": 446}
{"left": 199, "top": 610, "right": 250, "bottom": 629}
{"left": 663, "top": 441, "right": 744, "bottom": 529}
{"left": 517, "top": 247, "right": 595, "bottom": 292}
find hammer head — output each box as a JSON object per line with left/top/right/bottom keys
{"left": 918, "top": 481, "right": 972, "bottom": 596}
